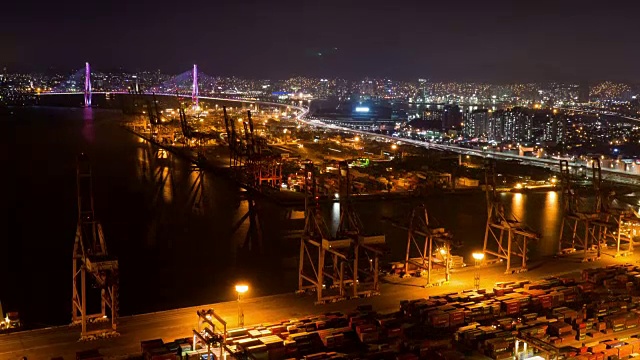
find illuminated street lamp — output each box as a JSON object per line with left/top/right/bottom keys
{"left": 472, "top": 252, "right": 484, "bottom": 290}
{"left": 391, "top": 144, "right": 398, "bottom": 150}
{"left": 235, "top": 284, "right": 248, "bottom": 327}
{"left": 440, "top": 246, "right": 451, "bottom": 283}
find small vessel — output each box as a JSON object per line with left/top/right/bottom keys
{"left": 0, "top": 301, "right": 21, "bottom": 332}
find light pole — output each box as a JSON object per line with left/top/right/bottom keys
{"left": 440, "top": 247, "right": 451, "bottom": 283}
{"left": 235, "top": 284, "right": 248, "bottom": 327}
{"left": 472, "top": 252, "right": 484, "bottom": 291}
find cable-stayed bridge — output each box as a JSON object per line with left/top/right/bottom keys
{"left": 45, "top": 63, "right": 216, "bottom": 108}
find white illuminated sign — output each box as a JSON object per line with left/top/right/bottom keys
{"left": 355, "top": 107, "right": 370, "bottom": 113}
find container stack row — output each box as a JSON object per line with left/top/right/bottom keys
{"left": 137, "top": 264, "right": 640, "bottom": 360}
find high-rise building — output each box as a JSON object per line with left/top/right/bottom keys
{"left": 318, "top": 79, "right": 330, "bottom": 99}
{"left": 423, "top": 106, "right": 443, "bottom": 129}
{"left": 579, "top": 82, "right": 590, "bottom": 103}
{"left": 442, "top": 105, "right": 462, "bottom": 131}
{"left": 463, "top": 109, "right": 489, "bottom": 138}
{"left": 543, "top": 114, "right": 566, "bottom": 144}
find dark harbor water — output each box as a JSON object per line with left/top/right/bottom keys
{"left": 0, "top": 104, "right": 563, "bottom": 328}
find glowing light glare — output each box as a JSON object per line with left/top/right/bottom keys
{"left": 515, "top": 183, "right": 523, "bottom": 189}
{"left": 355, "top": 106, "right": 370, "bottom": 113}
{"left": 391, "top": 144, "right": 398, "bottom": 150}
{"left": 439, "top": 248, "right": 446, "bottom": 255}
{"left": 84, "top": 62, "right": 91, "bottom": 107}
{"left": 472, "top": 252, "right": 485, "bottom": 261}
{"left": 192, "top": 64, "right": 199, "bottom": 107}
{"left": 235, "top": 284, "right": 249, "bottom": 294}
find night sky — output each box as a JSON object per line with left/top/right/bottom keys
{"left": 2, "top": 0, "right": 639, "bottom": 82}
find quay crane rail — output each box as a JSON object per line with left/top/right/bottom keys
{"left": 482, "top": 159, "right": 540, "bottom": 274}
{"left": 71, "top": 154, "right": 119, "bottom": 340}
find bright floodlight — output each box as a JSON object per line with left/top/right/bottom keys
{"left": 472, "top": 252, "right": 485, "bottom": 261}
{"left": 235, "top": 285, "right": 249, "bottom": 294}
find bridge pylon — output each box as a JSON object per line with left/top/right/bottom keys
{"left": 84, "top": 62, "right": 91, "bottom": 107}
{"left": 192, "top": 64, "right": 198, "bottom": 108}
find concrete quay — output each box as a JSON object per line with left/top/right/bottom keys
{"left": 2, "top": 252, "right": 639, "bottom": 360}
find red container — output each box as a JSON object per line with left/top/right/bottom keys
{"left": 618, "top": 347, "right": 632, "bottom": 358}
{"left": 387, "top": 327, "right": 403, "bottom": 338}
{"left": 355, "top": 324, "right": 376, "bottom": 334}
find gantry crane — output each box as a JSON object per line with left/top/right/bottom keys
{"left": 223, "top": 106, "right": 242, "bottom": 170}
{"left": 298, "top": 162, "right": 385, "bottom": 303}
{"left": 298, "top": 162, "right": 341, "bottom": 303}
{"left": 335, "top": 161, "right": 386, "bottom": 297}
{"left": 222, "top": 107, "right": 282, "bottom": 190}
{"left": 482, "top": 159, "right": 540, "bottom": 274}
{"left": 173, "top": 100, "right": 207, "bottom": 214}
{"left": 590, "top": 158, "right": 639, "bottom": 257}
{"left": 147, "top": 94, "right": 174, "bottom": 145}
{"left": 599, "top": 206, "right": 640, "bottom": 257}
{"left": 557, "top": 159, "right": 602, "bottom": 261}
{"left": 71, "top": 154, "right": 119, "bottom": 340}
{"left": 385, "top": 204, "right": 453, "bottom": 286}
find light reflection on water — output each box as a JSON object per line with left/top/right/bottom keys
{"left": 81, "top": 107, "right": 95, "bottom": 143}
{"left": 540, "top": 191, "right": 560, "bottom": 255}
{"left": 501, "top": 191, "right": 562, "bottom": 258}
{"left": 511, "top": 193, "right": 524, "bottom": 221}
{"left": 330, "top": 202, "right": 341, "bottom": 236}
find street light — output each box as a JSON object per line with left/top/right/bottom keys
{"left": 391, "top": 144, "right": 398, "bottom": 150}
{"left": 440, "top": 246, "right": 451, "bottom": 283}
{"left": 235, "top": 284, "right": 248, "bottom": 327}
{"left": 472, "top": 252, "right": 484, "bottom": 291}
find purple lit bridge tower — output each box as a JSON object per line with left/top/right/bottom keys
{"left": 192, "top": 64, "right": 198, "bottom": 108}
{"left": 84, "top": 62, "right": 92, "bottom": 107}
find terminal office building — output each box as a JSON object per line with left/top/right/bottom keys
{"left": 312, "top": 102, "right": 396, "bottom": 128}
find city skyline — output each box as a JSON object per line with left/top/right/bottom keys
{"left": 2, "top": 0, "right": 640, "bottom": 82}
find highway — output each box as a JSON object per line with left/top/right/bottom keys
{"left": 566, "top": 107, "right": 640, "bottom": 123}
{"left": 296, "top": 118, "right": 640, "bottom": 183}
{"left": 2, "top": 252, "right": 639, "bottom": 360}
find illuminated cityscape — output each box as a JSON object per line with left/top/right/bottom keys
{"left": 2, "top": 1, "right": 640, "bottom": 360}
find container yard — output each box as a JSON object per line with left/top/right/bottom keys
{"left": 126, "top": 264, "right": 640, "bottom": 360}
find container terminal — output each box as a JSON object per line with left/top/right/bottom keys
{"left": 4, "top": 96, "right": 640, "bottom": 360}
